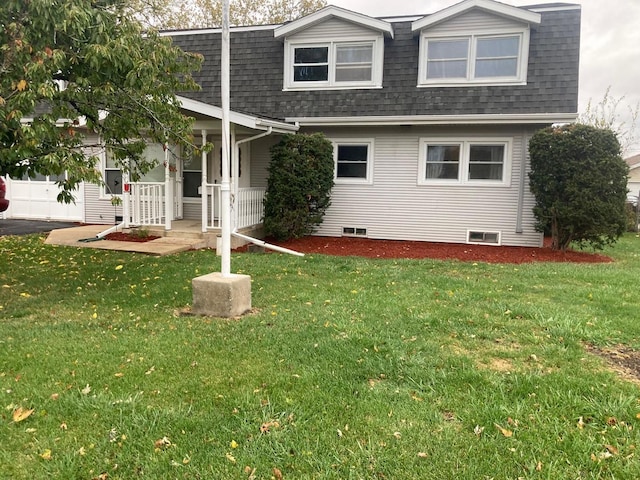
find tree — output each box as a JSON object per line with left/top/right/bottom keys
{"left": 127, "top": 0, "right": 327, "bottom": 30}
{"left": 580, "top": 87, "right": 640, "bottom": 155}
{"left": 263, "top": 133, "right": 334, "bottom": 241}
{"left": 0, "top": 0, "right": 202, "bottom": 202}
{"left": 528, "top": 124, "right": 629, "bottom": 251}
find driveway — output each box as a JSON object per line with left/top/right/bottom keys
{"left": 0, "top": 219, "right": 79, "bottom": 237}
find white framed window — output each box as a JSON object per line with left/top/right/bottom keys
{"left": 418, "top": 138, "right": 511, "bottom": 186}
{"left": 332, "top": 139, "right": 374, "bottom": 184}
{"left": 418, "top": 29, "right": 529, "bottom": 86}
{"left": 284, "top": 38, "right": 382, "bottom": 90}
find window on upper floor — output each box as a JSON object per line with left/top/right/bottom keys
{"left": 418, "top": 138, "right": 511, "bottom": 186}
{"left": 418, "top": 31, "right": 528, "bottom": 86}
{"left": 285, "top": 40, "right": 382, "bottom": 90}
{"left": 332, "top": 139, "right": 374, "bottom": 184}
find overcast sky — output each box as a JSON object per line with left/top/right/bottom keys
{"left": 328, "top": 0, "right": 640, "bottom": 156}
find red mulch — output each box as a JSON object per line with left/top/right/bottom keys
{"left": 252, "top": 236, "right": 612, "bottom": 264}
{"left": 104, "top": 232, "right": 161, "bottom": 243}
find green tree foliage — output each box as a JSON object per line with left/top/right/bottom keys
{"left": 0, "top": 0, "right": 202, "bottom": 202}
{"left": 129, "top": 0, "right": 327, "bottom": 30}
{"left": 528, "top": 124, "right": 629, "bottom": 251}
{"left": 263, "top": 133, "right": 334, "bottom": 241}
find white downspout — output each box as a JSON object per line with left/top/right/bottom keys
{"left": 200, "top": 130, "right": 208, "bottom": 233}
{"left": 230, "top": 126, "right": 303, "bottom": 257}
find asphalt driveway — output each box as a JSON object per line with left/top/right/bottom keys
{"left": 0, "top": 219, "right": 79, "bottom": 237}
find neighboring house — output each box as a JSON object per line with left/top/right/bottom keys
{"left": 3, "top": 0, "right": 581, "bottom": 247}
{"left": 626, "top": 154, "right": 640, "bottom": 204}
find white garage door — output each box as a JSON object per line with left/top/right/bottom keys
{"left": 5, "top": 174, "right": 85, "bottom": 222}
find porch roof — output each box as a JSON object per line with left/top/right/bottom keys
{"left": 177, "top": 96, "right": 299, "bottom": 134}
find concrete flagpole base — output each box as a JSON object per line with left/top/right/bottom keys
{"left": 191, "top": 272, "right": 251, "bottom": 318}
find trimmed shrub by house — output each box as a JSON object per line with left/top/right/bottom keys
{"left": 263, "top": 133, "right": 334, "bottom": 241}
{"left": 529, "top": 123, "right": 629, "bottom": 251}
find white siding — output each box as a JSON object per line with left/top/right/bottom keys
{"left": 426, "top": 11, "right": 527, "bottom": 35}
{"left": 250, "top": 135, "right": 281, "bottom": 188}
{"left": 84, "top": 183, "right": 122, "bottom": 225}
{"left": 307, "top": 125, "right": 543, "bottom": 247}
{"left": 289, "top": 18, "right": 377, "bottom": 41}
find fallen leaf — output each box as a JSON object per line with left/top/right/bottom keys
{"left": 536, "top": 461, "right": 543, "bottom": 471}
{"left": 226, "top": 452, "right": 236, "bottom": 463}
{"left": 50, "top": 393, "right": 59, "bottom": 400}
{"left": 577, "top": 417, "right": 585, "bottom": 430}
{"left": 417, "top": 452, "right": 428, "bottom": 458}
{"left": 495, "top": 423, "right": 513, "bottom": 437}
{"left": 273, "top": 467, "right": 283, "bottom": 479}
{"left": 605, "top": 445, "right": 619, "bottom": 455}
{"left": 12, "top": 406, "right": 34, "bottom": 423}
{"left": 92, "top": 473, "right": 108, "bottom": 480}
{"left": 230, "top": 440, "right": 238, "bottom": 449}
{"left": 81, "top": 384, "right": 91, "bottom": 395}
{"left": 154, "top": 436, "right": 172, "bottom": 449}
{"left": 474, "top": 425, "right": 485, "bottom": 437}
{"left": 40, "top": 449, "right": 52, "bottom": 460}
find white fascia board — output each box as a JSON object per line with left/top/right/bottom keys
{"left": 274, "top": 6, "right": 394, "bottom": 39}
{"left": 286, "top": 113, "right": 578, "bottom": 127}
{"left": 177, "top": 96, "right": 298, "bottom": 133}
{"left": 161, "top": 24, "right": 277, "bottom": 37}
{"left": 411, "top": 0, "right": 541, "bottom": 33}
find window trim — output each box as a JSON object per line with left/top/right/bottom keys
{"left": 417, "top": 27, "right": 530, "bottom": 87}
{"left": 418, "top": 137, "right": 512, "bottom": 186}
{"left": 284, "top": 36, "right": 383, "bottom": 91}
{"left": 331, "top": 138, "right": 374, "bottom": 185}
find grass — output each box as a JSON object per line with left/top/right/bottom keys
{"left": 1, "top": 233, "right": 640, "bottom": 479}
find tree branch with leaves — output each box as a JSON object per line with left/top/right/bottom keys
{"left": 0, "top": 0, "right": 203, "bottom": 202}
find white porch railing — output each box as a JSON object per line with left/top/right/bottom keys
{"left": 237, "top": 187, "right": 265, "bottom": 229}
{"left": 205, "top": 184, "right": 222, "bottom": 229}
{"left": 127, "top": 182, "right": 165, "bottom": 226}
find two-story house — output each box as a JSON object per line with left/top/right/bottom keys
{"left": 3, "top": 0, "right": 581, "bottom": 248}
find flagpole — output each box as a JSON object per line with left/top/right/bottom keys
{"left": 220, "top": 0, "right": 231, "bottom": 277}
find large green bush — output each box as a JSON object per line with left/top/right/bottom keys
{"left": 528, "top": 123, "right": 629, "bottom": 250}
{"left": 263, "top": 133, "right": 334, "bottom": 241}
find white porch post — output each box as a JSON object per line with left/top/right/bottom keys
{"left": 164, "top": 143, "right": 172, "bottom": 231}
{"left": 201, "top": 130, "right": 208, "bottom": 233}
{"left": 231, "top": 126, "right": 238, "bottom": 232}
{"left": 122, "top": 169, "right": 130, "bottom": 228}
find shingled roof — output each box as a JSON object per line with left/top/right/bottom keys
{"left": 168, "top": 5, "right": 580, "bottom": 122}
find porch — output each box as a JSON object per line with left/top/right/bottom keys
{"left": 123, "top": 182, "right": 266, "bottom": 248}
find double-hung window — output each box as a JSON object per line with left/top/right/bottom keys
{"left": 419, "top": 138, "right": 511, "bottom": 185}
{"left": 286, "top": 39, "right": 380, "bottom": 89}
{"left": 420, "top": 31, "right": 527, "bottom": 85}
{"left": 333, "top": 140, "right": 374, "bottom": 184}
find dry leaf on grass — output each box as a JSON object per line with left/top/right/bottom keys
{"left": 494, "top": 423, "right": 513, "bottom": 437}
{"left": 12, "top": 406, "right": 34, "bottom": 423}
{"left": 273, "top": 467, "right": 283, "bottom": 479}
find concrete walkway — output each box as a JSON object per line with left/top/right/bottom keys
{"left": 44, "top": 225, "right": 207, "bottom": 256}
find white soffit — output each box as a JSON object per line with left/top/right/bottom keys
{"left": 274, "top": 5, "right": 394, "bottom": 39}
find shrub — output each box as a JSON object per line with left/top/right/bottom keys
{"left": 263, "top": 133, "right": 334, "bottom": 241}
{"left": 529, "top": 124, "right": 629, "bottom": 251}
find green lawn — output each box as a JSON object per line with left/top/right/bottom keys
{"left": 1, "top": 233, "right": 640, "bottom": 479}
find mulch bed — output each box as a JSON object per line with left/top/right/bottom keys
{"left": 104, "top": 232, "right": 161, "bottom": 243}
{"left": 252, "top": 236, "right": 612, "bottom": 264}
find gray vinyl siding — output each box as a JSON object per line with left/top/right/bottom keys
{"left": 425, "top": 11, "right": 527, "bottom": 34}
{"left": 308, "top": 125, "right": 543, "bottom": 247}
{"left": 288, "top": 18, "right": 379, "bottom": 40}
{"left": 183, "top": 202, "right": 201, "bottom": 220}
{"left": 84, "top": 183, "right": 122, "bottom": 225}
{"left": 250, "top": 135, "right": 281, "bottom": 188}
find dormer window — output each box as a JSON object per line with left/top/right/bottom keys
{"left": 286, "top": 40, "right": 381, "bottom": 90}
{"left": 421, "top": 32, "right": 526, "bottom": 85}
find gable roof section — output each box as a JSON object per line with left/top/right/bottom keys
{"left": 177, "top": 96, "right": 298, "bottom": 133}
{"left": 411, "top": 0, "right": 541, "bottom": 32}
{"left": 274, "top": 5, "right": 394, "bottom": 39}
